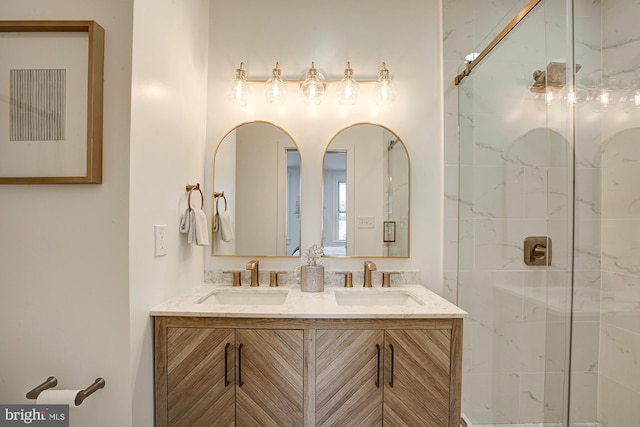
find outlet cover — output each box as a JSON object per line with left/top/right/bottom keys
{"left": 154, "top": 225, "right": 167, "bottom": 257}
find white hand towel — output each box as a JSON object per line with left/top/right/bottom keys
{"left": 193, "top": 209, "right": 209, "bottom": 246}
{"left": 218, "top": 210, "right": 234, "bottom": 242}
{"left": 180, "top": 208, "right": 209, "bottom": 246}
{"left": 179, "top": 209, "right": 191, "bottom": 234}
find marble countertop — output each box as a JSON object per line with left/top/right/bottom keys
{"left": 150, "top": 283, "right": 467, "bottom": 319}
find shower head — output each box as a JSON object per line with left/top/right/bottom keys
{"left": 388, "top": 139, "right": 399, "bottom": 151}
{"left": 530, "top": 61, "right": 582, "bottom": 93}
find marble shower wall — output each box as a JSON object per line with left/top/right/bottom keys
{"left": 598, "top": 1, "right": 640, "bottom": 424}
{"left": 443, "top": 1, "right": 577, "bottom": 424}
{"left": 443, "top": 0, "right": 602, "bottom": 423}
{"left": 445, "top": 0, "right": 640, "bottom": 425}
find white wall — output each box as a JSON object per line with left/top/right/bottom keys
{"left": 128, "top": 0, "right": 210, "bottom": 425}
{"left": 204, "top": 0, "right": 443, "bottom": 288}
{"left": 0, "top": 1, "right": 134, "bottom": 426}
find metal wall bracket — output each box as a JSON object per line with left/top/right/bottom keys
{"left": 524, "top": 236, "right": 551, "bottom": 266}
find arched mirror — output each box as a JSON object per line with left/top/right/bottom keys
{"left": 212, "top": 121, "right": 301, "bottom": 257}
{"left": 322, "top": 123, "right": 409, "bottom": 257}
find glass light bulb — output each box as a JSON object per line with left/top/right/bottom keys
{"left": 375, "top": 62, "right": 397, "bottom": 106}
{"left": 301, "top": 62, "right": 325, "bottom": 105}
{"left": 264, "top": 62, "right": 287, "bottom": 105}
{"left": 545, "top": 90, "right": 554, "bottom": 104}
{"left": 336, "top": 62, "right": 359, "bottom": 106}
{"left": 227, "top": 62, "right": 249, "bottom": 106}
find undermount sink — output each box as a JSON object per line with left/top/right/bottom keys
{"left": 334, "top": 290, "right": 424, "bottom": 307}
{"left": 198, "top": 289, "right": 289, "bottom": 305}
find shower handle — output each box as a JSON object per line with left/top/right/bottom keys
{"left": 524, "top": 236, "right": 552, "bottom": 266}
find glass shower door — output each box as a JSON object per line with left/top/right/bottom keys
{"left": 456, "top": 0, "right": 574, "bottom": 425}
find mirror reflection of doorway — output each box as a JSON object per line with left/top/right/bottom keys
{"left": 286, "top": 149, "right": 301, "bottom": 256}
{"left": 323, "top": 152, "right": 347, "bottom": 256}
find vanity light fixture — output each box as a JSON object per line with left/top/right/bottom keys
{"left": 632, "top": 82, "right": 640, "bottom": 108}
{"left": 374, "top": 62, "right": 397, "bottom": 106}
{"left": 300, "top": 62, "right": 326, "bottom": 105}
{"left": 227, "top": 61, "right": 397, "bottom": 107}
{"left": 264, "top": 62, "right": 287, "bottom": 105}
{"left": 227, "top": 62, "right": 250, "bottom": 106}
{"left": 336, "top": 62, "right": 360, "bottom": 105}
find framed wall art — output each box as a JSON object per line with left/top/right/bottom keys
{"left": 383, "top": 220, "right": 396, "bottom": 243}
{"left": 0, "top": 21, "right": 104, "bottom": 184}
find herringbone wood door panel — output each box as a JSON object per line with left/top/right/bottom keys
{"left": 167, "top": 327, "right": 235, "bottom": 427}
{"left": 235, "top": 329, "right": 304, "bottom": 427}
{"left": 383, "top": 329, "right": 451, "bottom": 427}
{"left": 316, "top": 329, "right": 384, "bottom": 426}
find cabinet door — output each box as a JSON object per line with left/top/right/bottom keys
{"left": 235, "top": 329, "right": 304, "bottom": 427}
{"left": 383, "top": 329, "right": 451, "bottom": 427}
{"left": 316, "top": 330, "right": 384, "bottom": 426}
{"left": 167, "top": 327, "right": 235, "bottom": 427}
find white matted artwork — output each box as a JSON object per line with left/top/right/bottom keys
{"left": 0, "top": 21, "right": 104, "bottom": 184}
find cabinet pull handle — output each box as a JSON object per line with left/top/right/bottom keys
{"left": 389, "top": 344, "right": 395, "bottom": 388}
{"left": 238, "top": 343, "right": 244, "bottom": 387}
{"left": 375, "top": 344, "right": 381, "bottom": 388}
{"left": 224, "top": 343, "right": 230, "bottom": 387}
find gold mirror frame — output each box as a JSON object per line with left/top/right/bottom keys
{"left": 211, "top": 120, "right": 302, "bottom": 258}
{"left": 322, "top": 122, "right": 410, "bottom": 258}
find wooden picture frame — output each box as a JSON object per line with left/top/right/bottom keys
{"left": 383, "top": 220, "right": 396, "bottom": 243}
{"left": 0, "top": 21, "right": 104, "bottom": 184}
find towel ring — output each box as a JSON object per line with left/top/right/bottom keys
{"left": 186, "top": 184, "right": 204, "bottom": 210}
{"left": 215, "top": 192, "right": 227, "bottom": 214}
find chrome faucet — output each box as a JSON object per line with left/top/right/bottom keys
{"left": 363, "top": 261, "right": 377, "bottom": 287}
{"left": 246, "top": 260, "right": 259, "bottom": 287}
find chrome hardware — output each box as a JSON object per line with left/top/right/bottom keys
{"left": 524, "top": 236, "right": 552, "bottom": 266}
{"left": 223, "top": 271, "right": 242, "bottom": 287}
{"left": 224, "top": 343, "right": 230, "bottom": 387}
{"left": 363, "top": 261, "right": 377, "bottom": 287}
{"left": 246, "top": 260, "right": 259, "bottom": 287}
{"left": 381, "top": 272, "right": 400, "bottom": 288}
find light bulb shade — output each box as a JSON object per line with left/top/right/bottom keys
{"left": 337, "top": 62, "right": 359, "bottom": 105}
{"left": 375, "top": 62, "right": 397, "bottom": 106}
{"left": 375, "top": 80, "right": 397, "bottom": 106}
{"left": 301, "top": 62, "right": 325, "bottom": 105}
{"left": 264, "top": 63, "right": 287, "bottom": 105}
{"left": 227, "top": 62, "right": 249, "bottom": 106}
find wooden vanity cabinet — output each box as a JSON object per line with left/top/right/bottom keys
{"left": 315, "top": 327, "right": 457, "bottom": 427}
{"left": 383, "top": 329, "right": 452, "bottom": 426}
{"left": 155, "top": 318, "right": 304, "bottom": 427}
{"left": 155, "top": 317, "right": 462, "bottom": 427}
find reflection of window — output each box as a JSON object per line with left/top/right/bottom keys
{"left": 337, "top": 181, "right": 346, "bottom": 241}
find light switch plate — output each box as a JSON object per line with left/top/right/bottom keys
{"left": 154, "top": 225, "right": 167, "bottom": 257}
{"left": 358, "top": 216, "right": 375, "bottom": 229}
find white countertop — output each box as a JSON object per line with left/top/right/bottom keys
{"left": 150, "top": 283, "right": 467, "bottom": 319}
